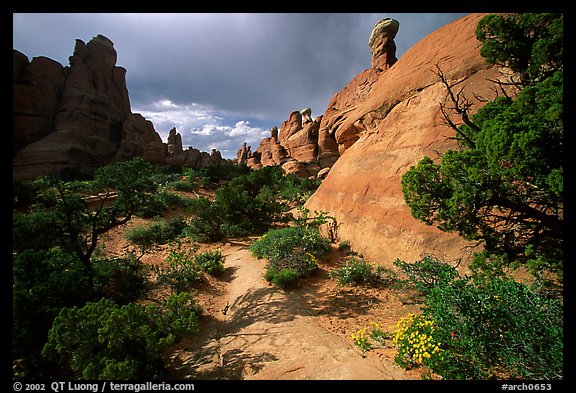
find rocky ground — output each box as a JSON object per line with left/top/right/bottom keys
{"left": 99, "top": 189, "right": 433, "bottom": 381}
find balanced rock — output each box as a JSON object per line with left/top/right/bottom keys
{"left": 300, "top": 107, "right": 313, "bottom": 124}
{"left": 368, "top": 18, "right": 399, "bottom": 71}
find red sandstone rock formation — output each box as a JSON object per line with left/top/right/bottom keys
{"left": 237, "top": 108, "right": 328, "bottom": 177}
{"left": 306, "top": 13, "right": 507, "bottom": 266}
{"left": 13, "top": 35, "right": 225, "bottom": 180}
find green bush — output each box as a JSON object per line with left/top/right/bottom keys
{"left": 13, "top": 250, "right": 95, "bottom": 366}
{"left": 124, "top": 216, "right": 187, "bottom": 249}
{"left": 154, "top": 241, "right": 202, "bottom": 293}
{"left": 393, "top": 255, "right": 459, "bottom": 295}
{"left": 264, "top": 267, "right": 299, "bottom": 289}
{"left": 330, "top": 257, "right": 398, "bottom": 287}
{"left": 194, "top": 249, "right": 225, "bottom": 276}
{"left": 92, "top": 254, "right": 149, "bottom": 304}
{"left": 185, "top": 197, "right": 226, "bottom": 242}
{"left": 184, "top": 166, "right": 322, "bottom": 242}
{"left": 251, "top": 225, "right": 330, "bottom": 288}
{"left": 391, "top": 258, "right": 563, "bottom": 379}
{"left": 42, "top": 293, "right": 201, "bottom": 380}
{"left": 329, "top": 257, "right": 373, "bottom": 285}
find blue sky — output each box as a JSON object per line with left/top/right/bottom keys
{"left": 13, "top": 13, "right": 468, "bottom": 158}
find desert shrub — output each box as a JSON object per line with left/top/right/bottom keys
{"left": 251, "top": 225, "right": 330, "bottom": 288}
{"left": 184, "top": 197, "right": 225, "bottom": 242}
{"left": 251, "top": 225, "right": 330, "bottom": 264}
{"left": 13, "top": 209, "right": 64, "bottom": 252}
{"left": 185, "top": 163, "right": 251, "bottom": 188}
{"left": 194, "top": 249, "right": 225, "bottom": 276}
{"left": 13, "top": 250, "right": 95, "bottom": 370}
{"left": 92, "top": 254, "right": 149, "bottom": 304}
{"left": 186, "top": 167, "right": 289, "bottom": 241}
{"left": 330, "top": 257, "right": 398, "bottom": 287}
{"left": 185, "top": 166, "right": 322, "bottom": 242}
{"left": 13, "top": 249, "right": 150, "bottom": 378}
{"left": 330, "top": 257, "right": 373, "bottom": 285}
{"left": 167, "top": 178, "right": 196, "bottom": 192}
{"left": 276, "top": 173, "right": 321, "bottom": 205}
{"left": 263, "top": 266, "right": 299, "bottom": 289}
{"left": 338, "top": 240, "right": 351, "bottom": 251}
{"left": 393, "top": 255, "right": 459, "bottom": 295}
{"left": 214, "top": 172, "right": 284, "bottom": 234}
{"left": 154, "top": 241, "right": 202, "bottom": 293}
{"left": 42, "top": 293, "right": 201, "bottom": 380}
{"left": 390, "top": 257, "right": 563, "bottom": 379}
{"left": 124, "top": 216, "right": 187, "bottom": 249}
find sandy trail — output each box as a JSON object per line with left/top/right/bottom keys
{"left": 166, "top": 241, "right": 413, "bottom": 380}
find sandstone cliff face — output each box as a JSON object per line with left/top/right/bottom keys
{"left": 306, "top": 13, "right": 503, "bottom": 265}
{"left": 13, "top": 35, "right": 225, "bottom": 181}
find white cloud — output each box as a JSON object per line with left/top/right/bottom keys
{"left": 133, "top": 99, "right": 270, "bottom": 159}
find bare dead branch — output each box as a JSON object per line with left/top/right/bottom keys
{"left": 434, "top": 64, "right": 478, "bottom": 148}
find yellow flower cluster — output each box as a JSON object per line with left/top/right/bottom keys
{"left": 306, "top": 252, "right": 318, "bottom": 264}
{"left": 350, "top": 326, "right": 372, "bottom": 353}
{"left": 392, "top": 313, "right": 442, "bottom": 365}
{"left": 350, "top": 327, "right": 367, "bottom": 341}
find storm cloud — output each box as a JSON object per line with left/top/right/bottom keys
{"left": 13, "top": 13, "right": 468, "bottom": 158}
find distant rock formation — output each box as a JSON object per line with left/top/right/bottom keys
{"left": 236, "top": 108, "right": 330, "bottom": 178}
{"left": 13, "top": 35, "right": 225, "bottom": 181}
{"left": 305, "top": 13, "right": 508, "bottom": 266}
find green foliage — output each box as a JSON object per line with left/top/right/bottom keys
{"left": 263, "top": 266, "right": 299, "bottom": 289}
{"left": 13, "top": 249, "right": 151, "bottom": 378}
{"left": 401, "top": 14, "right": 563, "bottom": 280}
{"left": 194, "top": 249, "right": 226, "bottom": 276}
{"left": 13, "top": 158, "right": 162, "bottom": 281}
{"left": 92, "top": 254, "right": 149, "bottom": 304}
{"left": 186, "top": 163, "right": 251, "bottom": 188}
{"left": 13, "top": 208, "right": 64, "bottom": 252}
{"left": 330, "top": 256, "right": 399, "bottom": 287}
{"left": 393, "top": 256, "right": 459, "bottom": 295}
{"left": 42, "top": 293, "right": 201, "bottom": 380}
{"left": 184, "top": 197, "right": 226, "bottom": 242}
{"left": 390, "top": 258, "right": 563, "bottom": 379}
{"left": 251, "top": 224, "right": 330, "bottom": 289}
{"left": 329, "top": 257, "right": 373, "bottom": 286}
{"left": 154, "top": 241, "right": 202, "bottom": 293}
{"left": 124, "top": 216, "right": 187, "bottom": 249}
{"left": 476, "top": 13, "right": 563, "bottom": 86}
{"left": 185, "top": 165, "right": 318, "bottom": 241}
{"left": 13, "top": 250, "right": 95, "bottom": 361}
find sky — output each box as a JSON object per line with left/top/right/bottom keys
{"left": 13, "top": 13, "right": 468, "bottom": 158}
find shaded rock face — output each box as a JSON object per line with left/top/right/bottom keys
{"left": 305, "top": 13, "right": 503, "bottom": 266}
{"left": 12, "top": 51, "right": 66, "bottom": 158}
{"left": 13, "top": 35, "right": 226, "bottom": 180}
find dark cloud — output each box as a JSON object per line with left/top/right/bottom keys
{"left": 13, "top": 13, "right": 468, "bottom": 157}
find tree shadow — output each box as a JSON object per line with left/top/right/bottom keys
{"left": 224, "top": 285, "right": 303, "bottom": 332}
